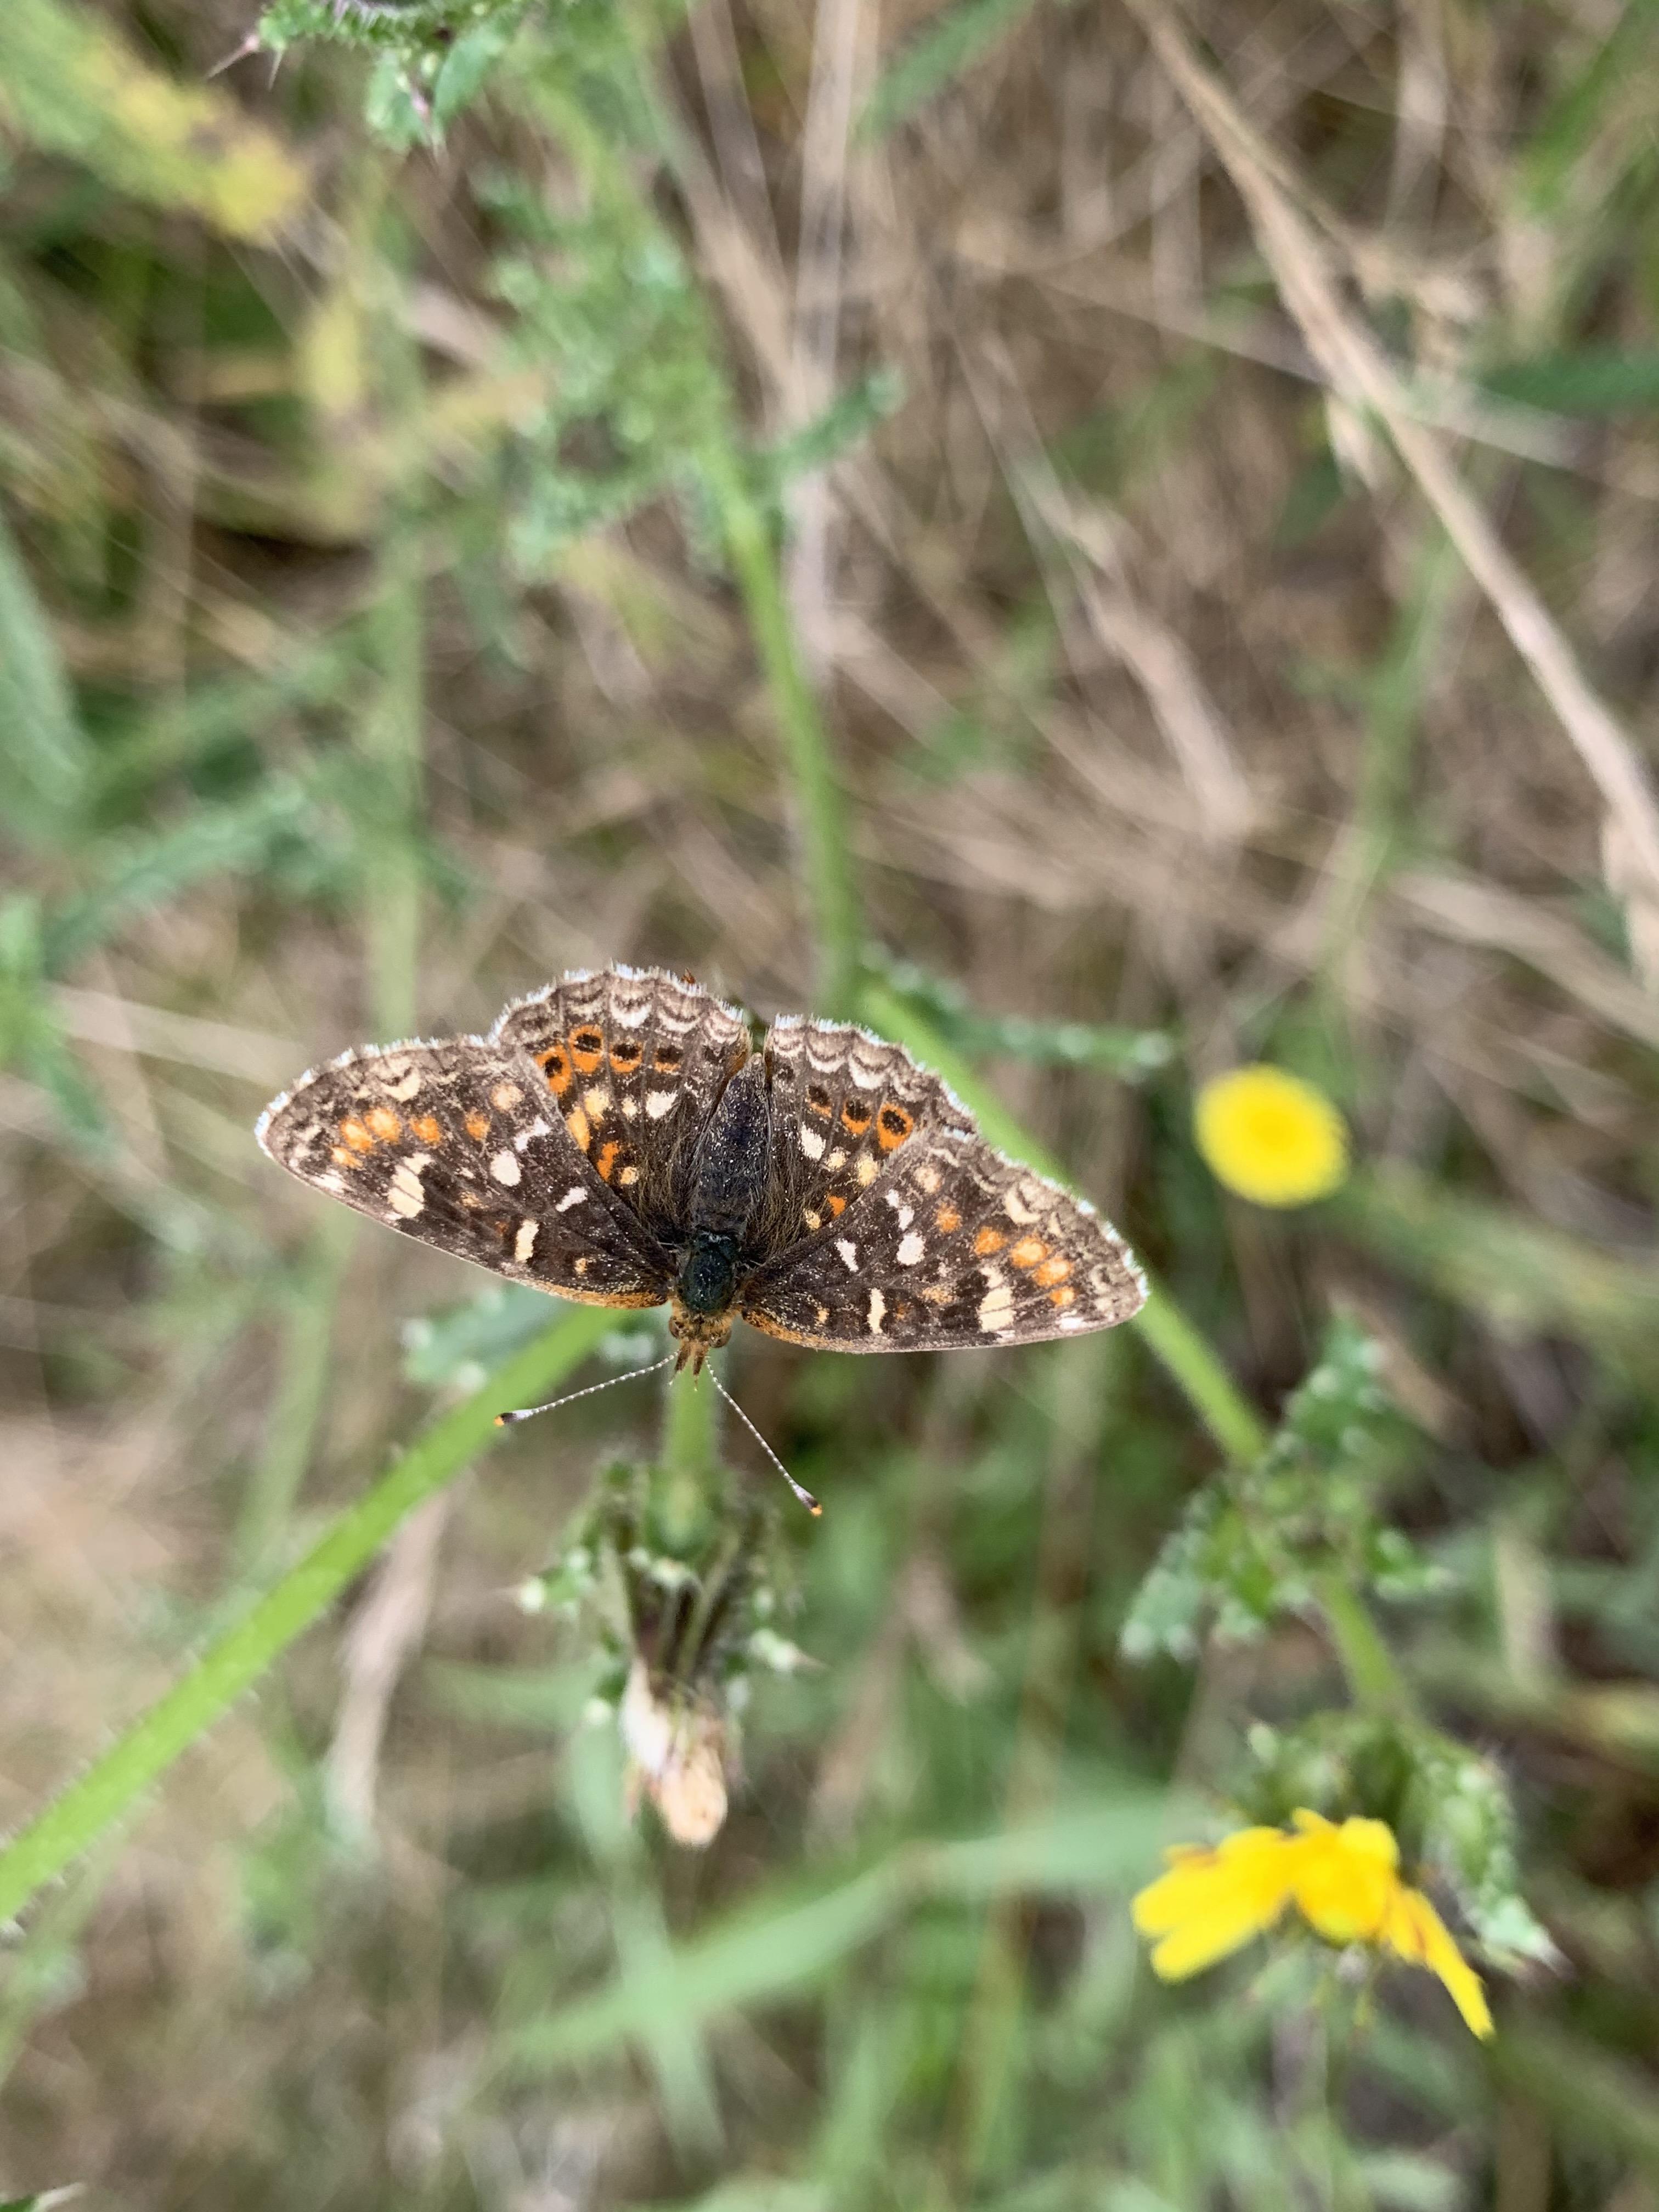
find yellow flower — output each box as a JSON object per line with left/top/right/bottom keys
{"left": 1193, "top": 1065, "right": 1348, "bottom": 1207}
{"left": 1132, "top": 1809, "right": 1494, "bottom": 2039}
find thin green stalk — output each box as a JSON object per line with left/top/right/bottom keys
{"left": 1313, "top": 1570, "right": 1416, "bottom": 1719}
{"left": 858, "top": 981, "right": 1269, "bottom": 1468}
{"left": 699, "top": 437, "right": 861, "bottom": 1017}
{"left": 0, "top": 1305, "right": 615, "bottom": 1927}
{"left": 363, "top": 239, "right": 425, "bottom": 1045}
{"left": 657, "top": 1357, "right": 723, "bottom": 1552}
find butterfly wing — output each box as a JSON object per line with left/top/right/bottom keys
{"left": 492, "top": 966, "right": 751, "bottom": 1241}
{"left": 752, "top": 1015, "right": 961, "bottom": 1243}
{"left": 256, "top": 1037, "right": 670, "bottom": 1307}
{"left": 742, "top": 1023, "right": 1144, "bottom": 1350}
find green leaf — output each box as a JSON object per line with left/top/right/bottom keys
{"left": 432, "top": 19, "right": 517, "bottom": 128}
{"left": 0, "top": 503, "right": 88, "bottom": 845}
{"left": 1478, "top": 348, "right": 1659, "bottom": 416}
{"left": 860, "top": 0, "right": 1053, "bottom": 139}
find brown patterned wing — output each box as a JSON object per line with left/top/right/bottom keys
{"left": 256, "top": 1037, "right": 670, "bottom": 1307}
{"left": 492, "top": 966, "right": 751, "bottom": 1237}
{"left": 753, "top": 1016, "right": 963, "bottom": 1249}
{"left": 741, "top": 1110, "right": 1146, "bottom": 1353}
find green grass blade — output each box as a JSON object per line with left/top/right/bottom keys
{"left": 0, "top": 504, "right": 88, "bottom": 845}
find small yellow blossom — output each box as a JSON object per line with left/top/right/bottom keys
{"left": 1194, "top": 1065, "right": 1348, "bottom": 1207}
{"left": 1132, "top": 1809, "right": 1494, "bottom": 2039}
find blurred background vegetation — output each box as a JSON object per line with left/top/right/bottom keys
{"left": 3, "top": 0, "right": 1659, "bottom": 2202}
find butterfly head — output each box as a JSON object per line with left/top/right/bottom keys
{"left": 668, "top": 1300, "right": 735, "bottom": 1374}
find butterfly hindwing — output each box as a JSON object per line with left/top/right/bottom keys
{"left": 256, "top": 1038, "right": 670, "bottom": 1307}
{"left": 492, "top": 967, "right": 751, "bottom": 1237}
{"left": 741, "top": 1123, "right": 1146, "bottom": 1351}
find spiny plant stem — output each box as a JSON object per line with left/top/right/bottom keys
{"left": 699, "top": 436, "right": 861, "bottom": 1019}
{"left": 0, "top": 1305, "right": 616, "bottom": 1927}
{"left": 657, "top": 1355, "right": 723, "bottom": 1553}
{"left": 857, "top": 981, "right": 1269, "bottom": 1468}
{"left": 1313, "top": 1570, "right": 1417, "bottom": 1719}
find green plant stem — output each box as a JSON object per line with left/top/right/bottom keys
{"left": 1313, "top": 1570, "right": 1416, "bottom": 1719}
{"left": 364, "top": 224, "right": 425, "bottom": 1045}
{"left": 858, "top": 981, "right": 1269, "bottom": 1468}
{"left": 0, "top": 1304, "right": 615, "bottom": 1927}
{"left": 699, "top": 437, "right": 861, "bottom": 1017}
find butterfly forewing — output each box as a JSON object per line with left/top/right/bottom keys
{"left": 493, "top": 967, "right": 751, "bottom": 1235}
{"left": 256, "top": 1037, "right": 670, "bottom": 1306}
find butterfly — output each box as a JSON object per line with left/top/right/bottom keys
{"left": 255, "top": 965, "right": 1146, "bottom": 1371}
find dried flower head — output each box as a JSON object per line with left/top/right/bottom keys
{"left": 619, "top": 1658, "right": 730, "bottom": 1848}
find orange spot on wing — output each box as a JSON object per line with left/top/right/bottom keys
{"left": 1049, "top": 1285, "right": 1077, "bottom": 1307}
{"left": 654, "top": 1043, "right": 685, "bottom": 1074}
{"left": 410, "top": 1114, "right": 442, "bottom": 1145}
{"left": 876, "top": 1103, "right": 913, "bottom": 1151}
{"left": 465, "top": 1110, "right": 490, "bottom": 1142}
{"left": 935, "top": 1204, "right": 961, "bottom": 1233}
{"left": 566, "top": 1106, "right": 592, "bottom": 1152}
{"left": 1010, "top": 1236, "right": 1047, "bottom": 1269}
{"left": 338, "top": 1118, "right": 376, "bottom": 1153}
{"left": 1033, "top": 1255, "right": 1071, "bottom": 1287}
{"left": 595, "top": 1139, "right": 623, "bottom": 1182}
{"left": 609, "top": 1038, "right": 643, "bottom": 1073}
{"left": 840, "top": 1096, "right": 872, "bottom": 1132}
{"left": 365, "top": 1106, "right": 403, "bottom": 1143}
{"left": 536, "top": 1041, "right": 574, "bottom": 1098}
{"left": 330, "top": 1145, "right": 362, "bottom": 1170}
{"left": 824, "top": 1193, "right": 847, "bottom": 1218}
{"left": 974, "top": 1227, "right": 1006, "bottom": 1256}
{"left": 569, "top": 1026, "right": 605, "bottom": 1076}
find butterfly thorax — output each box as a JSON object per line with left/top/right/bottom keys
{"left": 669, "top": 1055, "right": 771, "bottom": 1369}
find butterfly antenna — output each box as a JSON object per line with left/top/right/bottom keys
{"left": 708, "top": 1368, "right": 822, "bottom": 1517}
{"left": 495, "top": 1353, "right": 674, "bottom": 1426}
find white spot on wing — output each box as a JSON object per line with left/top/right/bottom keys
{"left": 514, "top": 1218, "right": 539, "bottom": 1263}
{"left": 868, "top": 1288, "right": 887, "bottom": 1334}
{"left": 646, "top": 1090, "right": 679, "bottom": 1119}
{"left": 381, "top": 1062, "right": 422, "bottom": 1101}
{"left": 1003, "top": 1184, "right": 1041, "bottom": 1226}
{"left": 855, "top": 1154, "right": 878, "bottom": 1187}
{"left": 388, "top": 1161, "right": 425, "bottom": 1218}
{"left": 836, "top": 1238, "right": 859, "bottom": 1271}
{"left": 897, "top": 1231, "right": 926, "bottom": 1267}
{"left": 490, "top": 1149, "right": 522, "bottom": 1187}
{"left": 491, "top": 1081, "right": 523, "bottom": 1110}
{"left": 555, "top": 1186, "right": 587, "bottom": 1212}
{"left": 799, "top": 1125, "right": 826, "bottom": 1161}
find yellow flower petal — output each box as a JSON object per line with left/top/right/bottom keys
{"left": 1132, "top": 1827, "right": 1297, "bottom": 1979}
{"left": 1384, "top": 1884, "right": 1494, "bottom": 2040}
{"left": 1288, "top": 1813, "right": 1400, "bottom": 1945}
{"left": 1193, "top": 1065, "right": 1349, "bottom": 1207}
